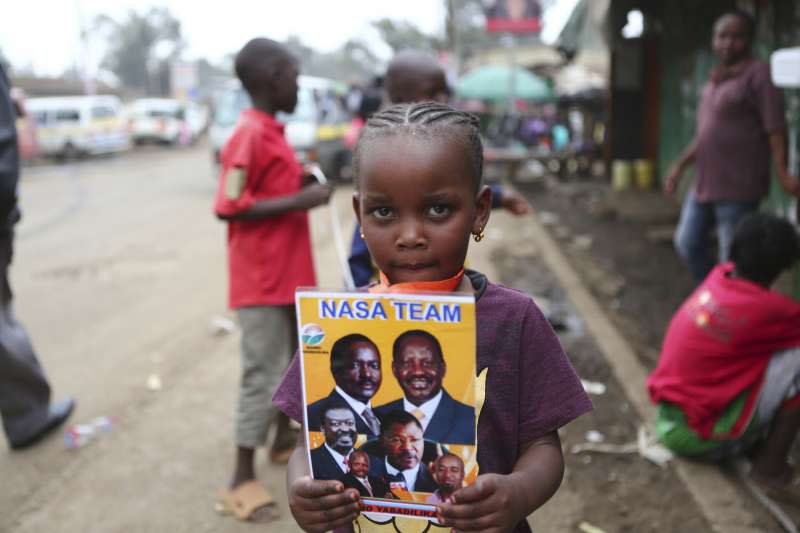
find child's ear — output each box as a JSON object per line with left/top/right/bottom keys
{"left": 472, "top": 185, "right": 492, "bottom": 235}
{"left": 352, "top": 191, "right": 363, "bottom": 226}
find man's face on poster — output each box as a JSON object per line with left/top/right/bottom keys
{"left": 348, "top": 451, "right": 370, "bottom": 478}
{"left": 393, "top": 335, "right": 445, "bottom": 406}
{"left": 322, "top": 407, "right": 357, "bottom": 454}
{"left": 335, "top": 340, "right": 382, "bottom": 403}
{"left": 433, "top": 455, "right": 464, "bottom": 493}
{"left": 383, "top": 421, "right": 424, "bottom": 470}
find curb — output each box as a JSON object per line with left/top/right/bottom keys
{"left": 521, "top": 204, "right": 765, "bottom": 532}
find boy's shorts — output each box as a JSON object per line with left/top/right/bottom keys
{"left": 235, "top": 305, "right": 297, "bottom": 448}
{"left": 656, "top": 347, "right": 800, "bottom": 461}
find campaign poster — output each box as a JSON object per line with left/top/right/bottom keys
{"left": 483, "top": 0, "right": 542, "bottom": 33}
{"left": 296, "top": 290, "right": 477, "bottom": 525}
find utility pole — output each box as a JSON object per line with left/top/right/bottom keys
{"left": 445, "top": 0, "right": 462, "bottom": 80}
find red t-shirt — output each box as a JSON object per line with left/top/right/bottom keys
{"left": 214, "top": 108, "right": 316, "bottom": 308}
{"left": 648, "top": 263, "right": 800, "bottom": 439}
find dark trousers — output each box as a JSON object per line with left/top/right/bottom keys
{"left": 0, "top": 231, "right": 51, "bottom": 445}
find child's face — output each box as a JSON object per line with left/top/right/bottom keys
{"left": 354, "top": 135, "right": 491, "bottom": 284}
{"left": 270, "top": 60, "right": 299, "bottom": 114}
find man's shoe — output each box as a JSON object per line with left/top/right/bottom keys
{"left": 10, "top": 397, "right": 75, "bottom": 450}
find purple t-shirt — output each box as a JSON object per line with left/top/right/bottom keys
{"left": 273, "top": 271, "right": 593, "bottom": 533}
{"left": 694, "top": 59, "right": 786, "bottom": 203}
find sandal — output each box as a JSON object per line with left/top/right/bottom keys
{"left": 216, "top": 481, "right": 280, "bottom": 522}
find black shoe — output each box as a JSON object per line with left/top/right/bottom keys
{"left": 10, "top": 397, "right": 76, "bottom": 450}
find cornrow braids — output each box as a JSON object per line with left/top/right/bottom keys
{"left": 353, "top": 102, "right": 484, "bottom": 191}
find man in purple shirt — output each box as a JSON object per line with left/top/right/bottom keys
{"left": 664, "top": 10, "right": 800, "bottom": 283}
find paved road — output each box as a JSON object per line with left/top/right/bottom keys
{"left": 0, "top": 143, "right": 580, "bottom": 532}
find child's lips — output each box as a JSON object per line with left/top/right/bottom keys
{"left": 395, "top": 262, "right": 434, "bottom": 271}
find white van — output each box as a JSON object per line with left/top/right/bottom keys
{"left": 209, "top": 76, "right": 351, "bottom": 179}
{"left": 127, "top": 98, "right": 189, "bottom": 145}
{"left": 26, "top": 95, "right": 131, "bottom": 158}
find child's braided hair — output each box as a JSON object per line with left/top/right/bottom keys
{"left": 353, "top": 102, "right": 484, "bottom": 191}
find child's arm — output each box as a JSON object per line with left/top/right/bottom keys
{"left": 216, "top": 183, "right": 331, "bottom": 221}
{"left": 438, "top": 430, "right": 564, "bottom": 532}
{"left": 287, "top": 427, "right": 361, "bottom": 532}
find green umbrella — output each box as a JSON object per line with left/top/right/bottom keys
{"left": 456, "top": 65, "right": 553, "bottom": 102}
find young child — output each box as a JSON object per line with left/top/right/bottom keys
{"left": 273, "top": 102, "right": 592, "bottom": 532}
{"left": 347, "top": 50, "right": 532, "bottom": 287}
{"left": 648, "top": 213, "right": 800, "bottom": 502}
{"left": 213, "top": 37, "right": 331, "bottom": 522}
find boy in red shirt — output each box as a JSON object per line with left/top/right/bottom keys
{"left": 648, "top": 213, "right": 800, "bottom": 502}
{"left": 214, "top": 37, "right": 331, "bottom": 522}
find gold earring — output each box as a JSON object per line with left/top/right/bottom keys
{"left": 472, "top": 229, "right": 484, "bottom": 243}
{"left": 360, "top": 231, "right": 366, "bottom": 239}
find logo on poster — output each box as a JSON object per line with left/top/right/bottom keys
{"left": 300, "top": 323, "right": 325, "bottom": 347}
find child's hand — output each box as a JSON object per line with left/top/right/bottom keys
{"left": 499, "top": 189, "right": 532, "bottom": 216}
{"left": 288, "top": 476, "right": 360, "bottom": 533}
{"left": 438, "top": 473, "right": 524, "bottom": 533}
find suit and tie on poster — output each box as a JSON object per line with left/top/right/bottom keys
{"left": 296, "top": 290, "right": 477, "bottom": 522}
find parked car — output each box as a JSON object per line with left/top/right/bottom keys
{"left": 184, "top": 101, "right": 209, "bottom": 141}
{"left": 26, "top": 95, "right": 130, "bottom": 159}
{"left": 209, "top": 76, "right": 351, "bottom": 179}
{"left": 127, "top": 98, "right": 191, "bottom": 145}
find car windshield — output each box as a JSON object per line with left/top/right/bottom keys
{"left": 214, "top": 85, "right": 318, "bottom": 127}
{"left": 214, "top": 88, "right": 250, "bottom": 127}
{"left": 277, "top": 87, "right": 316, "bottom": 123}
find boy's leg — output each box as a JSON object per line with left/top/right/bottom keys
{"left": 750, "top": 347, "right": 800, "bottom": 488}
{"left": 673, "top": 192, "right": 715, "bottom": 283}
{"left": 713, "top": 200, "right": 758, "bottom": 263}
{"left": 232, "top": 305, "right": 295, "bottom": 487}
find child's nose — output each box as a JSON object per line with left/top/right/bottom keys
{"left": 396, "top": 219, "right": 426, "bottom": 249}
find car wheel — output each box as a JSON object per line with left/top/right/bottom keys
{"left": 61, "top": 142, "right": 80, "bottom": 161}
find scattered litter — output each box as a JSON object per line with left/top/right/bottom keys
{"left": 637, "top": 426, "right": 674, "bottom": 467}
{"left": 146, "top": 373, "right": 162, "bottom": 391}
{"left": 580, "top": 379, "right": 607, "bottom": 395}
{"left": 733, "top": 459, "right": 798, "bottom": 533}
{"left": 585, "top": 430, "right": 605, "bottom": 443}
{"left": 210, "top": 315, "right": 237, "bottom": 336}
{"left": 571, "top": 426, "right": 673, "bottom": 468}
{"left": 578, "top": 522, "right": 608, "bottom": 533}
{"left": 64, "top": 416, "right": 116, "bottom": 449}
{"left": 538, "top": 211, "right": 559, "bottom": 226}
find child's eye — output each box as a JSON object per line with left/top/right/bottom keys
{"left": 369, "top": 206, "right": 395, "bottom": 220}
{"left": 427, "top": 205, "right": 450, "bottom": 218}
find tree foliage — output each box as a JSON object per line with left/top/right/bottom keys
{"left": 95, "top": 7, "right": 184, "bottom": 95}
{"left": 371, "top": 18, "right": 441, "bottom": 54}
{"left": 283, "top": 36, "right": 380, "bottom": 82}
